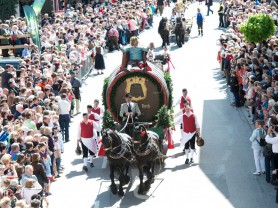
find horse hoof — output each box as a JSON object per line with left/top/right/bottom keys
{"left": 118, "top": 191, "right": 125, "bottom": 196}
{"left": 144, "top": 184, "right": 151, "bottom": 192}
{"left": 138, "top": 189, "right": 144, "bottom": 195}
{"left": 110, "top": 185, "right": 117, "bottom": 195}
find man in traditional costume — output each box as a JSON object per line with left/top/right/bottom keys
{"left": 174, "top": 88, "right": 192, "bottom": 109}
{"left": 87, "top": 99, "right": 103, "bottom": 137}
{"left": 77, "top": 113, "right": 102, "bottom": 172}
{"left": 175, "top": 105, "right": 200, "bottom": 164}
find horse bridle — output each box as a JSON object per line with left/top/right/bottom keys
{"left": 104, "top": 132, "right": 121, "bottom": 152}
{"left": 104, "top": 131, "right": 133, "bottom": 162}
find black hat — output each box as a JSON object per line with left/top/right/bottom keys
{"left": 87, "top": 105, "right": 92, "bottom": 108}
{"left": 124, "top": 93, "right": 132, "bottom": 98}
{"left": 83, "top": 113, "right": 88, "bottom": 116}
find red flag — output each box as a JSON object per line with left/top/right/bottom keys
{"left": 98, "top": 140, "right": 106, "bottom": 156}
{"left": 164, "top": 128, "right": 174, "bottom": 149}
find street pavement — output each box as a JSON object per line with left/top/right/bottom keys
{"left": 47, "top": 2, "right": 278, "bottom": 208}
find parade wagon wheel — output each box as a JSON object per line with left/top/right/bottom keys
{"left": 103, "top": 62, "right": 172, "bottom": 123}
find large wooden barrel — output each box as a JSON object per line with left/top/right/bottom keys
{"left": 105, "top": 62, "right": 170, "bottom": 122}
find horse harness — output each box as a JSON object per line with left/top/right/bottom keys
{"left": 134, "top": 133, "right": 160, "bottom": 157}
{"left": 105, "top": 133, "right": 133, "bottom": 163}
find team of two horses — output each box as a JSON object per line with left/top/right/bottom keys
{"left": 101, "top": 125, "right": 165, "bottom": 196}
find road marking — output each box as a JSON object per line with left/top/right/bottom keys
{"left": 94, "top": 201, "right": 100, "bottom": 208}
{"left": 101, "top": 157, "right": 107, "bottom": 169}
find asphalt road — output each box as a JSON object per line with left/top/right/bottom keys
{"left": 47, "top": 2, "right": 278, "bottom": 208}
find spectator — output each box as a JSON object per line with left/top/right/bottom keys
{"left": 57, "top": 93, "right": 71, "bottom": 142}
{"left": 250, "top": 120, "right": 266, "bottom": 175}
{"left": 70, "top": 72, "right": 82, "bottom": 115}
{"left": 31, "top": 153, "right": 49, "bottom": 196}
{"left": 20, "top": 165, "right": 38, "bottom": 187}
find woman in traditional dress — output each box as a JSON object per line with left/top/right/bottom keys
{"left": 93, "top": 42, "right": 106, "bottom": 75}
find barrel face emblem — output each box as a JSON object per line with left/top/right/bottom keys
{"left": 125, "top": 76, "right": 147, "bottom": 102}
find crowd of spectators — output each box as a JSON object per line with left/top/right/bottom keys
{"left": 0, "top": 0, "right": 162, "bottom": 207}
{"left": 217, "top": 0, "right": 278, "bottom": 203}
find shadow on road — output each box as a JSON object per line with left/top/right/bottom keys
{"left": 65, "top": 170, "right": 84, "bottom": 179}
{"left": 71, "top": 158, "right": 83, "bottom": 166}
{"left": 198, "top": 72, "right": 277, "bottom": 207}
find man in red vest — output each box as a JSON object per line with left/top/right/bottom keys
{"left": 91, "top": 99, "right": 103, "bottom": 123}
{"left": 175, "top": 105, "right": 200, "bottom": 164}
{"left": 174, "top": 88, "right": 192, "bottom": 109}
{"left": 87, "top": 101, "right": 103, "bottom": 138}
{"left": 174, "top": 88, "right": 193, "bottom": 152}
{"left": 77, "top": 113, "right": 102, "bottom": 172}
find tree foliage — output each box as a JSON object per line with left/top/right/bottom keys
{"left": 239, "top": 14, "right": 276, "bottom": 43}
{"left": 102, "top": 110, "right": 115, "bottom": 130}
{"left": 0, "top": 0, "right": 18, "bottom": 21}
{"left": 156, "top": 105, "right": 173, "bottom": 129}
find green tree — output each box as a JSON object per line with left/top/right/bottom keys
{"left": 239, "top": 14, "right": 276, "bottom": 43}
{"left": 156, "top": 105, "right": 173, "bottom": 129}
{"left": 0, "top": 0, "right": 18, "bottom": 21}
{"left": 102, "top": 110, "right": 115, "bottom": 129}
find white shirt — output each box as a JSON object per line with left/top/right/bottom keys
{"left": 174, "top": 95, "right": 192, "bottom": 108}
{"left": 265, "top": 134, "right": 278, "bottom": 153}
{"left": 250, "top": 128, "right": 266, "bottom": 150}
{"left": 58, "top": 99, "right": 71, "bottom": 115}
{"left": 174, "top": 110, "right": 200, "bottom": 128}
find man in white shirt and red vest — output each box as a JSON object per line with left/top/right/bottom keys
{"left": 174, "top": 88, "right": 192, "bottom": 152}
{"left": 175, "top": 104, "right": 200, "bottom": 164}
{"left": 87, "top": 101, "right": 103, "bottom": 137}
{"left": 91, "top": 99, "right": 103, "bottom": 124}
{"left": 174, "top": 88, "right": 192, "bottom": 109}
{"left": 77, "top": 113, "right": 102, "bottom": 172}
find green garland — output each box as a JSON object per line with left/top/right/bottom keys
{"left": 102, "top": 77, "right": 109, "bottom": 110}
{"left": 164, "top": 72, "right": 173, "bottom": 109}
{"left": 0, "top": 0, "right": 18, "bottom": 21}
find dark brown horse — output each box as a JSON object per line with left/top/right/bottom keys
{"left": 101, "top": 129, "right": 134, "bottom": 196}
{"left": 132, "top": 125, "right": 163, "bottom": 195}
{"left": 174, "top": 17, "right": 186, "bottom": 47}
{"left": 158, "top": 17, "right": 170, "bottom": 47}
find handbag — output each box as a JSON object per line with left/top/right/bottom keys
{"left": 255, "top": 129, "right": 267, "bottom": 147}
{"left": 196, "top": 133, "right": 204, "bottom": 147}
{"left": 75, "top": 145, "right": 82, "bottom": 156}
